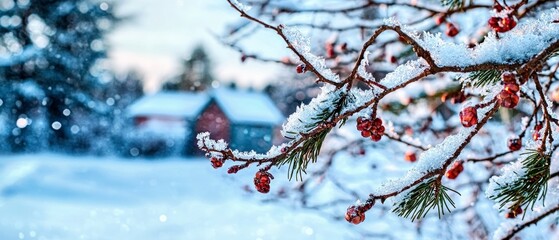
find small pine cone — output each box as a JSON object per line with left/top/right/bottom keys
{"left": 498, "top": 90, "right": 519, "bottom": 108}
{"left": 459, "top": 106, "right": 478, "bottom": 127}
{"left": 345, "top": 206, "right": 366, "bottom": 225}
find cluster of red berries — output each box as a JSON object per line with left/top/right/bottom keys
{"left": 505, "top": 205, "right": 523, "bottom": 219}
{"left": 459, "top": 106, "right": 478, "bottom": 127}
{"left": 498, "top": 72, "right": 520, "bottom": 108}
{"left": 488, "top": 3, "right": 517, "bottom": 32}
{"left": 446, "top": 160, "right": 464, "bottom": 180}
{"left": 507, "top": 136, "right": 522, "bottom": 151}
{"left": 254, "top": 171, "right": 273, "bottom": 194}
{"left": 210, "top": 157, "right": 224, "bottom": 169}
{"left": 404, "top": 151, "right": 417, "bottom": 163}
{"left": 356, "top": 117, "right": 385, "bottom": 142}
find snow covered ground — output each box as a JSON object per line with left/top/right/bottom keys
{"left": 0, "top": 154, "right": 349, "bottom": 240}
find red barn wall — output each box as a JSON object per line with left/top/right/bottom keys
{"left": 193, "top": 102, "right": 230, "bottom": 155}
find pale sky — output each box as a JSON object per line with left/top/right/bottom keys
{"left": 107, "top": 0, "right": 286, "bottom": 93}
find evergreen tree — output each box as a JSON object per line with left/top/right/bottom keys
{"left": 162, "top": 45, "right": 215, "bottom": 91}
{"left": 0, "top": 0, "right": 118, "bottom": 152}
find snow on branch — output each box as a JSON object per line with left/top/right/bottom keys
{"left": 372, "top": 97, "right": 499, "bottom": 197}
{"left": 282, "top": 27, "right": 341, "bottom": 83}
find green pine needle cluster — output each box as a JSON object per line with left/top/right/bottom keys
{"left": 489, "top": 150, "right": 551, "bottom": 214}
{"left": 279, "top": 92, "right": 353, "bottom": 180}
{"left": 440, "top": 0, "right": 464, "bottom": 10}
{"left": 393, "top": 177, "right": 460, "bottom": 221}
{"left": 279, "top": 130, "right": 330, "bottom": 180}
{"left": 464, "top": 69, "right": 503, "bottom": 88}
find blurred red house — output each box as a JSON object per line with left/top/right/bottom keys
{"left": 126, "top": 88, "right": 284, "bottom": 156}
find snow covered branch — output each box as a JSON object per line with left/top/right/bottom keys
{"left": 200, "top": 1, "right": 559, "bottom": 238}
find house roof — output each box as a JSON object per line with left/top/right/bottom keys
{"left": 127, "top": 92, "right": 210, "bottom": 119}
{"left": 212, "top": 88, "right": 284, "bottom": 125}
{"left": 126, "top": 89, "right": 284, "bottom": 125}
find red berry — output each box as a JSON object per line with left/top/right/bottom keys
{"left": 490, "top": 15, "right": 517, "bottom": 32}
{"left": 489, "top": 17, "right": 501, "bottom": 29}
{"left": 240, "top": 54, "right": 247, "bottom": 62}
{"left": 371, "top": 134, "right": 382, "bottom": 142}
{"left": 498, "top": 90, "right": 519, "bottom": 108}
{"left": 445, "top": 23, "right": 459, "bottom": 37}
{"left": 505, "top": 206, "right": 523, "bottom": 218}
{"left": 504, "top": 83, "right": 520, "bottom": 93}
{"left": 501, "top": 72, "right": 516, "bottom": 83}
{"left": 446, "top": 161, "right": 464, "bottom": 180}
{"left": 535, "top": 123, "right": 543, "bottom": 131}
{"left": 345, "top": 206, "right": 365, "bottom": 225}
{"left": 389, "top": 55, "right": 398, "bottom": 64}
{"left": 434, "top": 14, "right": 446, "bottom": 25}
{"left": 210, "top": 157, "right": 223, "bottom": 169}
{"left": 493, "top": 2, "right": 504, "bottom": 12}
{"left": 533, "top": 123, "right": 543, "bottom": 141}
{"left": 459, "top": 106, "right": 478, "bottom": 127}
{"left": 502, "top": 17, "right": 517, "bottom": 31}
{"left": 326, "top": 43, "right": 336, "bottom": 58}
{"left": 507, "top": 137, "right": 522, "bottom": 151}
{"left": 358, "top": 148, "right": 366, "bottom": 155}
{"left": 404, "top": 151, "right": 417, "bottom": 162}
{"left": 296, "top": 64, "right": 306, "bottom": 74}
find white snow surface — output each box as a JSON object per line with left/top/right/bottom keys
{"left": 0, "top": 154, "right": 349, "bottom": 240}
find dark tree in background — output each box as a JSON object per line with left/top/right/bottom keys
{"left": 0, "top": 0, "right": 119, "bottom": 152}
{"left": 162, "top": 45, "right": 215, "bottom": 91}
